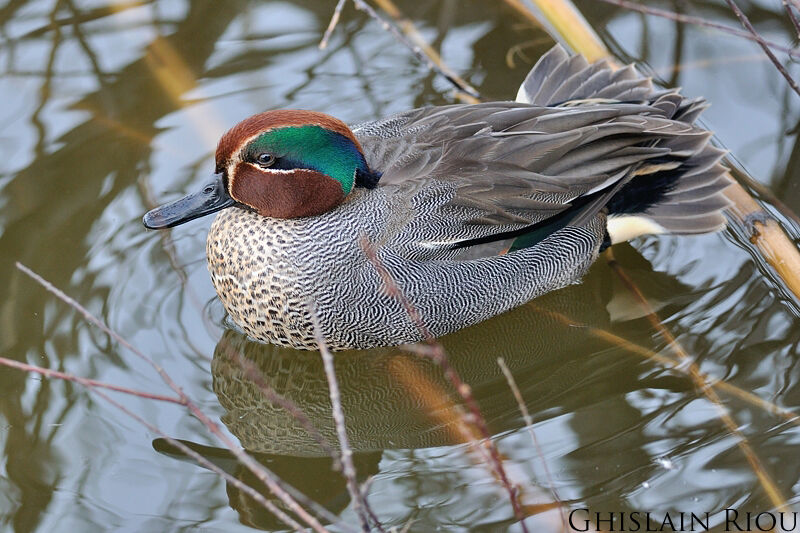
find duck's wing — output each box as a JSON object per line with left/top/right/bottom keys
{"left": 351, "top": 46, "right": 729, "bottom": 258}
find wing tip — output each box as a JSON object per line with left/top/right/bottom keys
{"left": 517, "top": 45, "right": 657, "bottom": 106}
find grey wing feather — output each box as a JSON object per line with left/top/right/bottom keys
{"left": 351, "top": 45, "right": 731, "bottom": 256}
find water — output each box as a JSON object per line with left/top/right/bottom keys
{"left": 1, "top": 0, "right": 800, "bottom": 531}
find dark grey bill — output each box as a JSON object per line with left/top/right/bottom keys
{"left": 143, "top": 172, "right": 234, "bottom": 229}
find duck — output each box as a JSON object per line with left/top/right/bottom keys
{"left": 143, "top": 45, "right": 731, "bottom": 351}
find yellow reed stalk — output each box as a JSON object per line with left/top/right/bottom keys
{"left": 726, "top": 182, "right": 800, "bottom": 297}
{"left": 502, "top": 0, "right": 607, "bottom": 62}
{"left": 498, "top": 9, "right": 797, "bottom": 508}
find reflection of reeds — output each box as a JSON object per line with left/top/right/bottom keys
{"left": 143, "top": 36, "right": 224, "bottom": 147}
{"left": 14, "top": 262, "right": 338, "bottom": 533}
{"left": 606, "top": 251, "right": 789, "bottom": 512}
{"left": 497, "top": 357, "right": 567, "bottom": 530}
{"left": 14, "top": 250, "right": 799, "bottom": 528}
{"left": 91, "top": 387, "right": 308, "bottom": 531}
{"left": 215, "top": 336, "right": 342, "bottom": 467}
{"left": 353, "top": 0, "right": 798, "bottom": 519}
{"left": 11, "top": 2, "right": 800, "bottom": 529}
{"left": 531, "top": 302, "right": 800, "bottom": 427}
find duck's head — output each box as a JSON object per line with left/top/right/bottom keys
{"left": 143, "top": 110, "right": 380, "bottom": 229}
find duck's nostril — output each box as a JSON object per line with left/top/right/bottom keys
{"left": 204, "top": 186, "right": 214, "bottom": 194}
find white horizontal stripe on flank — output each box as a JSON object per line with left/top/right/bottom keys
{"left": 418, "top": 240, "right": 462, "bottom": 249}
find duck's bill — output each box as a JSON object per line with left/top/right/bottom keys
{"left": 143, "top": 173, "right": 234, "bottom": 229}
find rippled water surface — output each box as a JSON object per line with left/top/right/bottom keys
{"left": 2, "top": 1, "right": 800, "bottom": 531}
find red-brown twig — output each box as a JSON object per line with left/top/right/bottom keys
{"left": 401, "top": 342, "right": 529, "bottom": 530}
{"left": 783, "top": 0, "right": 800, "bottom": 40}
{"left": 0, "top": 356, "right": 185, "bottom": 405}
{"left": 358, "top": 238, "right": 529, "bottom": 532}
{"left": 15, "top": 262, "right": 338, "bottom": 533}
{"left": 595, "top": 0, "right": 800, "bottom": 60}
{"left": 310, "top": 304, "right": 383, "bottom": 533}
{"left": 722, "top": 0, "right": 800, "bottom": 98}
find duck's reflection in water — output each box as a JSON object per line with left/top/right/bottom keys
{"left": 155, "top": 245, "right": 689, "bottom": 529}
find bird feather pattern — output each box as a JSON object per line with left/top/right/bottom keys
{"left": 351, "top": 46, "right": 729, "bottom": 256}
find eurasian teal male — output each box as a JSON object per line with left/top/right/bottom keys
{"left": 144, "top": 46, "right": 730, "bottom": 350}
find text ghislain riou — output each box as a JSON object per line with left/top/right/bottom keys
{"left": 569, "top": 509, "right": 798, "bottom": 532}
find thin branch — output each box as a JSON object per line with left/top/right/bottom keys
{"left": 399, "top": 342, "right": 528, "bottom": 529}
{"left": 331, "top": 0, "right": 481, "bottom": 99}
{"left": 783, "top": 0, "right": 800, "bottom": 40}
{"left": 319, "top": 0, "right": 347, "bottom": 50}
{"left": 722, "top": 0, "right": 800, "bottom": 98}
{"left": 497, "top": 357, "right": 566, "bottom": 532}
{"left": 310, "top": 303, "right": 382, "bottom": 533}
{"left": 15, "top": 262, "right": 338, "bottom": 533}
{"left": 595, "top": 0, "right": 800, "bottom": 60}
{"left": 0, "top": 356, "right": 185, "bottom": 405}
{"left": 369, "top": 0, "right": 480, "bottom": 102}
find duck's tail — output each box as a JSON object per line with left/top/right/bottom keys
{"left": 517, "top": 45, "right": 731, "bottom": 244}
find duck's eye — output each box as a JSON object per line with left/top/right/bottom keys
{"left": 256, "top": 153, "right": 275, "bottom": 167}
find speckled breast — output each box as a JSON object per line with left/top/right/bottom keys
{"left": 206, "top": 208, "right": 323, "bottom": 349}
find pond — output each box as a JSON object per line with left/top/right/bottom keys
{"left": 1, "top": 0, "right": 800, "bottom": 531}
